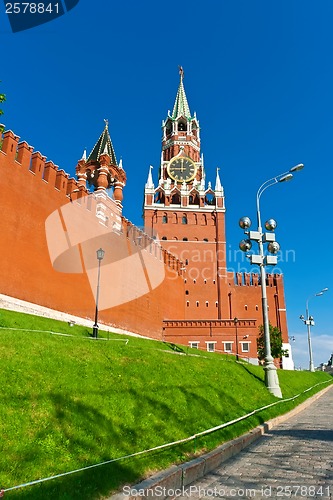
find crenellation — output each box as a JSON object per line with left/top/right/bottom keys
{"left": 244, "top": 273, "right": 251, "bottom": 286}
{"left": 267, "top": 274, "right": 274, "bottom": 287}
{"left": 66, "top": 178, "right": 80, "bottom": 196}
{"left": 2, "top": 130, "right": 20, "bottom": 159}
{"left": 77, "top": 185, "right": 88, "bottom": 199}
{"left": 43, "top": 160, "right": 58, "bottom": 184}
{"left": 236, "top": 272, "right": 242, "bottom": 286}
{"left": 17, "top": 141, "right": 34, "bottom": 168}
{"left": 30, "top": 151, "right": 46, "bottom": 178}
{"left": 252, "top": 274, "right": 259, "bottom": 286}
{"left": 55, "top": 169, "right": 69, "bottom": 192}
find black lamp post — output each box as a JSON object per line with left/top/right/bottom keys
{"left": 233, "top": 317, "right": 239, "bottom": 361}
{"left": 92, "top": 248, "right": 105, "bottom": 339}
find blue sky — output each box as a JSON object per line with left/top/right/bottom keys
{"left": 0, "top": 0, "right": 332, "bottom": 369}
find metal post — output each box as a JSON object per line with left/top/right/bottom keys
{"left": 301, "top": 288, "right": 328, "bottom": 371}
{"left": 306, "top": 301, "right": 314, "bottom": 372}
{"left": 256, "top": 205, "right": 282, "bottom": 398}
{"left": 92, "top": 248, "right": 105, "bottom": 339}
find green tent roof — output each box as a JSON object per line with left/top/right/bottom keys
{"left": 87, "top": 120, "right": 117, "bottom": 165}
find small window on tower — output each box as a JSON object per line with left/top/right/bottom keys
{"left": 182, "top": 215, "right": 188, "bottom": 224}
{"left": 178, "top": 120, "right": 186, "bottom": 131}
{"left": 162, "top": 214, "right": 168, "bottom": 224}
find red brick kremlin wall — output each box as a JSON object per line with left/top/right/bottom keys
{"left": 0, "top": 128, "right": 184, "bottom": 339}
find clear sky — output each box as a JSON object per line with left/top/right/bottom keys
{"left": 0, "top": 0, "right": 331, "bottom": 369}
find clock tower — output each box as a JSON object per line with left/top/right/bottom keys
{"left": 144, "top": 68, "right": 227, "bottom": 320}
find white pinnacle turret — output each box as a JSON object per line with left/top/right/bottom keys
{"left": 145, "top": 165, "right": 154, "bottom": 189}
{"left": 215, "top": 167, "right": 223, "bottom": 194}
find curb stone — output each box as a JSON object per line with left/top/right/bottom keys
{"left": 109, "top": 384, "right": 333, "bottom": 500}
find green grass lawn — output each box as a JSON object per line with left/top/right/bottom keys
{"left": 0, "top": 309, "right": 331, "bottom": 499}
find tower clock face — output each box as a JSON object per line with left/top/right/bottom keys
{"left": 167, "top": 157, "right": 197, "bottom": 182}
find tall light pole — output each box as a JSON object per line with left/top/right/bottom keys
{"left": 93, "top": 248, "right": 105, "bottom": 339}
{"left": 300, "top": 287, "right": 328, "bottom": 372}
{"left": 239, "top": 163, "right": 304, "bottom": 398}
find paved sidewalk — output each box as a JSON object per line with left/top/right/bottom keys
{"left": 176, "top": 386, "right": 333, "bottom": 499}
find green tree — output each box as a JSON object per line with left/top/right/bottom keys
{"left": 0, "top": 83, "right": 6, "bottom": 116}
{"left": 257, "top": 323, "right": 288, "bottom": 361}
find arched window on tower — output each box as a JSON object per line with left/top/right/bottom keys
{"left": 182, "top": 214, "right": 188, "bottom": 224}
{"left": 178, "top": 120, "right": 186, "bottom": 132}
{"left": 165, "top": 121, "right": 172, "bottom": 138}
{"left": 154, "top": 190, "right": 165, "bottom": 204}
{"left": 205, "top": 193, "right": 215, "bottom": 206}
{"left": 162, "top": 213, "right": 168, "bottom": 224}
{"left": 171, "top": 192, "right": 181, "bottom": 204}
{"left": 189, "top": 192, "right": 200, "bottom": 205}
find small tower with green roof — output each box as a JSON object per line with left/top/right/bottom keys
{"left": 75, "top": 120, "right": 126, "bottom": 207}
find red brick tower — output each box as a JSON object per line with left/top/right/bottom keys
{"left": 76, "top": 119, "right": 126, "bottom": 208}
{"left": 144, "top": 68, "right": 226, "bottom": 320}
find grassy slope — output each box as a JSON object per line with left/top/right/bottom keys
{"left": 0, "top": 309, "right": 331, "bottom": 499}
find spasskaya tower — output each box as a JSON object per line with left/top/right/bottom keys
{"left": 143, "top": 67, "right": 227, "bottom": 320}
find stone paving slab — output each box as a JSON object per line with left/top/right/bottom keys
{"left": 174, "top": 385, "right": 333, "bottom": 499}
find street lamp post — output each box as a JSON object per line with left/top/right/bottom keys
{"left": 300, "top": 287, "right": 328, "bottom": 372}
{"left": 239, "top": 163, "right": 304, "bottom": 398}
{"left": 92, "top": 248, "right": 105, "bottom": 339}
{"left": 233, "top": 317, "right": 239, "bottom": 361}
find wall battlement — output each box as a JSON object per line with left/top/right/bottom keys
{"left": 0, "top": 125, "right": 86, "bottom": 198}
{"left": 234, "top": 271, "right": 283, "bottom": 287}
